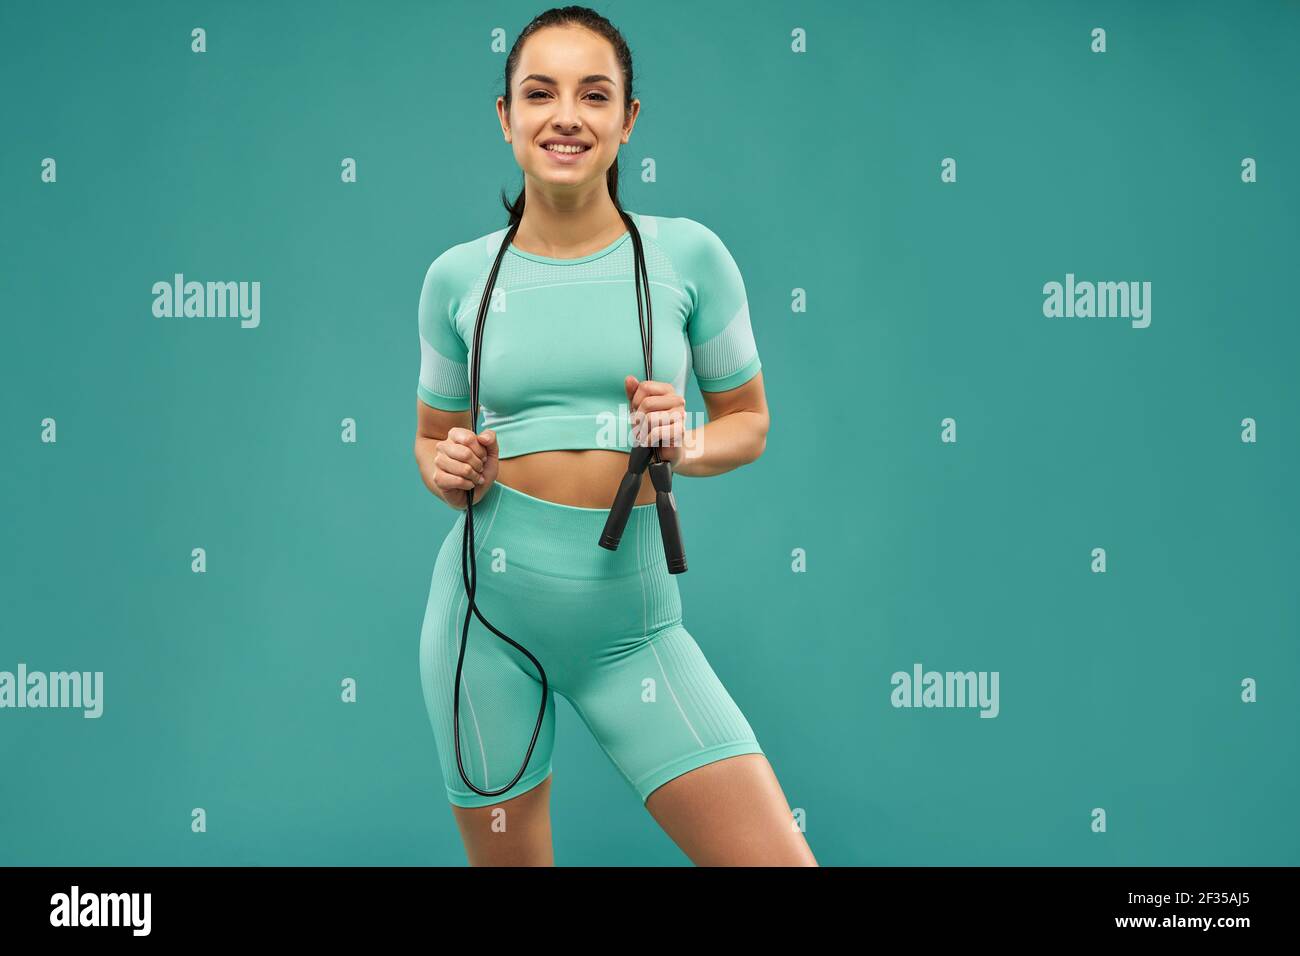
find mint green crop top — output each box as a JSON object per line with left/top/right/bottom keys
{"left": 416, "top": 211, "right": 762, "bottom": 460}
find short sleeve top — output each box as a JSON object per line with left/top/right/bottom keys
{"left": 417, "top": 211, "right": 761, "bottom": 460}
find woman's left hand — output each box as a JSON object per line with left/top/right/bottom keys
{"left": 624, "top": 375, "right": 686, "bottom": 468}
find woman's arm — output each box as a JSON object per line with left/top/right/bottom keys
{"left": 674, "top": 371, "right": 770, "bottom": 478}
{"left": 413, "top": 400, "right": 474, "bottom": 509}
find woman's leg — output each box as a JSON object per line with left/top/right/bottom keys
{"left": 644, "top": 755, "right": 817, "bottom": 866}
{"left": 419, "top": 484, "right": 558, "bottom": 865}
{"left": 561, "top": 502, "right": 816, "bottom": 865}
{"left": 450, "top": 773, "right": 556, "bottom": 867}
{"left": 571, "top": 619, "right": 817, "bottom": 866}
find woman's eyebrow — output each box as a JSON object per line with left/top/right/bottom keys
{"left": 520, "top": 73, "right": 615, "bottom": 85}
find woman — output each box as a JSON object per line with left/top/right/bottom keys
{"left": 413, "top": 6, "right": 816, "bottom": 867}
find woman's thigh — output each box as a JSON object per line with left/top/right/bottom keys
{"left": 418, "top": 490, "right": 558, "bottom": 815}
{"left": 450, "top": 773, "right": 556, "bottom": 867}
{"left": 565, "top": 622, "right": 766, "bottom": 807}
{"left": 644, "top": 753, "right": 818, "bottom": 866}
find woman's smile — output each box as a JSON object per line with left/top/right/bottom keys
{"left": 539, "top": 141, "right": 592, "bottom": 164}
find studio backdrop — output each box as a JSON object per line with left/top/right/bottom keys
{"left": 2, "top": 0, "right": 1297, "bottom": 865}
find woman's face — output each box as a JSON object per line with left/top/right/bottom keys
{"left": 498, "top": 25, "right": 639, "bottom": 195}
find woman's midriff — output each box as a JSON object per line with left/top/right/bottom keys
{"left": 496, "top": 449, "right": 660, "bottom": 508}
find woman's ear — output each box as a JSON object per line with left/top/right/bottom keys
{"left": 497, "top": 96, "right": 511, "bottom": 142}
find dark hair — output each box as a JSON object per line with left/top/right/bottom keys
{"left": 499, "top": 6, "right": 636, "bottom": 224}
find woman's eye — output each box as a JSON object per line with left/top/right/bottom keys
{"left": 525, "top": 90, "right": 609, "bottom": 101}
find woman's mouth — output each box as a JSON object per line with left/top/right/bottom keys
{"left": 540, "top": 142, "right": 591, "bottom": 164}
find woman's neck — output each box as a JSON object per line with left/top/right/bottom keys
{"left": 512, "top": 193, "right": 628, "bottom": 259}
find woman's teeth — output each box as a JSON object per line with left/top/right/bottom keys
{"left": 544, "top": 144, "right": 589, "bottom": 153}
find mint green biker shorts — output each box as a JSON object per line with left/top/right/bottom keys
{"left": 419, "top": 479, "right": 765, "bottom": 808}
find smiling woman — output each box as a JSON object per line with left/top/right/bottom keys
{"left": 412, "top": 5, "right": 813, "bottom": 869}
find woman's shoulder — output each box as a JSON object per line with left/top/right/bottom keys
{"left": 631, "top": 210, "right": 738, "bottom": 264}
{"left": 633, "top": 212, "right": 741, "bottom": 280}
{"left": 631, "top": 210, "right": 723, "bottom": 246}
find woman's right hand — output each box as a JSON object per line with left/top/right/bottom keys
{"left": 433, "top": 427, "right": 499, "bottom": 507}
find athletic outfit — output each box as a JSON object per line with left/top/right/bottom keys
{"left": 417, "top": 211, "right": 765, "bottom": 807}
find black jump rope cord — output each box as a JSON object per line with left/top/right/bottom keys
{"left": 453, "top": 211, "right": 659, "bottom": 797}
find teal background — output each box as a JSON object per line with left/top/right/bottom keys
{"left": 2, "top": 0, "right": 1297, "bottom": 866}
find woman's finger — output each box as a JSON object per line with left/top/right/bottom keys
{"left": 437, "top": 452, "right": 484, "bottom": 484}
{"left": 645, "top": 420, "right": 685, "bottom": 447}
{"left": 637, "top": 409, "right": 682, "bottom": 437}
{"left": 439, "top": 439, "right": 484, "bottom": 472}
{"left": 628, "top": 378, "right": 678, "bottom": 413}
{"left": 636, "top": 391, "right": 685, "bottom": 412}
{"left": 447, "top": 427, "right": 486, "bottom": 460}
{"left": 435, "top": 468, "right": 476, "bottom": 491}
{"left": 642, "top": 408, "right": 682, "bottom": 426}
